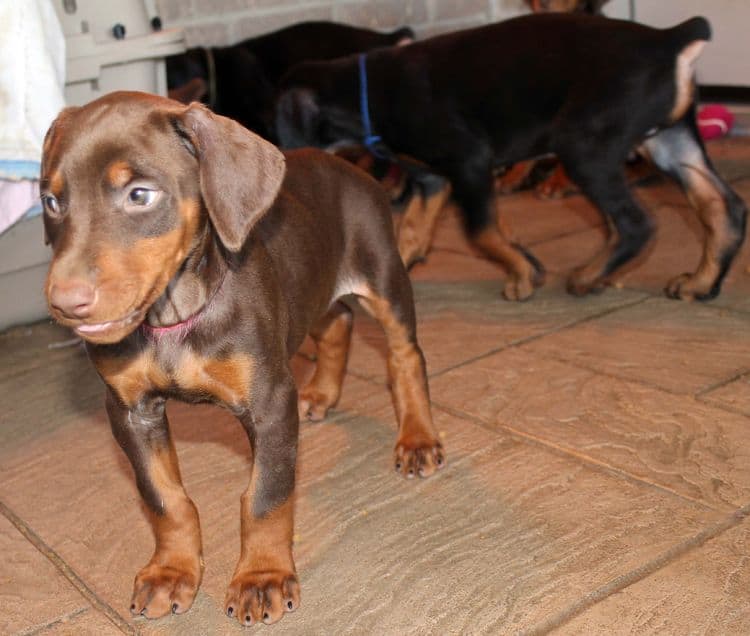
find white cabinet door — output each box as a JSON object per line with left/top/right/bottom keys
{"left": 634, "top": 0, "right": 750, "bottom": 86}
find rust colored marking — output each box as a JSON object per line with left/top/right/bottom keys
{"left": 299, "top": 306, "right": 353, "bottom": 420}
{"left": 91, "top": 200, "right": 202, "bottom": 326}
{"left": 357, "top": 289, "right": 443, "bottom": 477}
{"left": 49, "top": 171, "right": 65, "bottom": 197}
{"left": 106, "top": 161, "right": 133, "bottom": 189}
{"left": 96, "top": 352, "right": 169, "bottom": 407}
{"left": 494, "top": 160, "right": 534, "bottom": 194}
{"left": 397, "top": 181, "right": 451, "bottom": 267}
{"left": 536, "top": 163, "right": 578, "bottom": 199}
{"left": 132, "top": 444, "right": 203, "bottom": 618}
{"left": 670, "top": 40, "right": 706, "bottom": 122}
{"left": 226, "top": 492, "right": 299, "bottom": 624}
{"left": 174, "top": 351, "right": 254, "bottom": 406}
{"left": 676, "top": 166, "right": 731, "bottom": 294}
{"left": 238, "top": 495, "right": 295, "bottom": 572}
{"left": 474, "top": 226, "right": 541, "bottom": 301}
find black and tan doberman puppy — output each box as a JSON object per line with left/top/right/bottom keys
{"left": 276, "top": 14, "right": 747, "bottom": 302}
{"left": 41, "top": 91, "right": 444, "bottom": 626}
{"left": 167, "top": 20, "right": 414, "bottom": 141}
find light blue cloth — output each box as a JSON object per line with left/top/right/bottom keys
{"left": 0, "top": 159, "right": 41, "bottom": 181}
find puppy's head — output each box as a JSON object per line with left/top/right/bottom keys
{"left": 42, "top": 91, "right": 285, "bottom": 344}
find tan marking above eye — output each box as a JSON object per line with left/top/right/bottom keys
{"left": 107, "top": 160, "right": 134, "bottom": 189}
{"left": 49, "top": 171, "right": 65, "bottom": 197}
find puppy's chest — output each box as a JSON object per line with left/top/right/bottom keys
{"left": 95, "top": 345, "right": 254, "bottom": 408}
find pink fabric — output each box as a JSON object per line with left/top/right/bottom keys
{"left": 0, "top": 178, "right": 39, "bottom": 233}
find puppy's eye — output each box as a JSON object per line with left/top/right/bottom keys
{"left": 127, "top": 187, "right": 158, "bottom": 207}
{"left": 42, "top": 194, "right": 61, "bottom": 217}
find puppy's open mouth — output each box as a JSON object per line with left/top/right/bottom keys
{"left": 74, "top": 310, "right": 142, "bottom": 338}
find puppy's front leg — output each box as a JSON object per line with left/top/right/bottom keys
{"left": 105, "top": 389, "right": 203, "bottom": 618}
{"left": 225, "top": 370, "right": 300, "bottom": 626}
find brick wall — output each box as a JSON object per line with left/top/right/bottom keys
{"left": 156, "top": 0, "right": 530, "bottom": 48}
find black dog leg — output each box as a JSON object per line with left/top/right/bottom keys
{"left": 562, "top": 162, "right": 653, "bottom": 295}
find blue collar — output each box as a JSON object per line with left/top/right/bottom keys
{"left": 358, "top": 54, "right": 382, "bottom": 151}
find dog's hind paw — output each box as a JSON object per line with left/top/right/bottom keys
{"left": 665, "top": 272, "right": 719, "bottom": 301}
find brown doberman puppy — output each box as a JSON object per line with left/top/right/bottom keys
{"left": 41, "top": 91, "right": 444, "bottom": 626}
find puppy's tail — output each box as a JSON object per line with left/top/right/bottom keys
{"left": 389, "top": 26, "right": 416, "bottom": 46}
{"left": 663, "top": 17, "right": 710, "bottom": 122}
{"left": 666, "top": 16, "right": 711, "bottom": 50}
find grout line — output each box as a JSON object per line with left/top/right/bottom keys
{"left": 697, "top": 394, "right": 750, "bottom": 419}
{"left": 695, "top": 367, "right": 750, "bottom": 398}
{"left": 431, "top": 402, "right": 721, "bottom": 513}
{"left": 428, "top": 294, "right": 651, "bottom": 380}
{"left": 0, "top": 499, "right": 135, "bottom": 635}
{"left": 519, "top": 505, "right": 750, "bottom": 636}
{"left": 17, "top": 607, "right": 89, "bottom": 636}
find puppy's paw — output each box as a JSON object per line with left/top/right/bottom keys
{"left": 130, "top": 558, "right": 202, "bottom": 618}
{"left": 298, "top": 387, "right": 337, "bottom": 422}
{"left": 225, "top": 569, "right": 300, "bottom": 626}
{"left": 502, "top": 276, "right": 536, "bottom": 301}
{"left": 665, "top": 272, "right": 718, "bottom": 301}
{"left": 502, "top": 250, "right": 545, "bottom": 302}
{"left": 566, "top": 267, "right": 607, "bottom": 297}
{"left": 394, "top": 436, "right": 446, "bottom": 478}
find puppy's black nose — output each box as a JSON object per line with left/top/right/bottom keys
{"left": 48, "top": 280, "right": 96, "bottom": 319}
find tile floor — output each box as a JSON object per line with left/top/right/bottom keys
{"left": 2, "top": 135, "right": 750, "bottom": 635}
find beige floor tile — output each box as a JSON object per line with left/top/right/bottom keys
{"left": 522, "top": 297, "right": 750, "bottom": 395}
{"left": 0, "top": 515, "right": 87, "bottom": 635}
{"left": 0, "top": 323, "right": 101, "bottom": 458}
{"left": 430, "top": 348, "right": 750, "bottom": 511}
{"left": 408, "top": 248, "right": 503, "bottom": 283}
{"left": 701, "top": 373, "right": 750, "bottom": 416}
{"left": 559, "top": 517, "right": 750, "bottom": 635}
{"left": 344, "top": 280, "right": 646, "bottom": 382}
{"left": 0, "top": 399, "right": 723, "bottom": 635}
{"left": 33, "top": 608, "right": 123, "bottom": 635}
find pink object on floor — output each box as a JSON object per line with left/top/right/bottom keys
{"left": 698, "top": 104, "right": 734, "bottom": 140}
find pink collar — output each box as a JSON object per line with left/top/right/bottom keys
{"left": 141, "top": 270, "right": 226, "bottom": 341}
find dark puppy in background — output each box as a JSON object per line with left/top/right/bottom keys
{"left": 167, "top": 20, "right": 435, "bottom": 239}
{"left": 276, "top": 14, "right": 746, "bottom": 302}
{"left": 42, "top": 91, "right": 444, "bottom": 626}
{"left": 525, "top": 0, "right": 609, "bottom": 13}
{"left": 496, "top": 0, "right": 613, "bottom": 197}
{"left": 167, "top": 20, "right": 414, "bottom": 141}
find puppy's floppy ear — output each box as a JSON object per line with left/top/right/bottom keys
{"left": 176, "top": 102, "right": 286, "bottom": 252}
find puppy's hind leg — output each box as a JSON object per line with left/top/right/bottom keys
{"left": 640, "top": 113, "right": 747, "bottom": 300}
{"left": 298, "top": 301, "right": 353, "bottom": 421}
{"left": 562, "top": 157, "right": 654, "bottom": 295}
{"left": 455, "top": 174, "right": 545, "bottom": 301}
{"left": 397, "top": 172, "right": 451, "bottom": 269}
{"left": 355, "top": 252, "right": 445, "bottom": 478}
